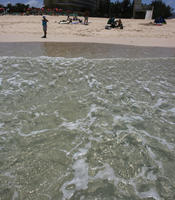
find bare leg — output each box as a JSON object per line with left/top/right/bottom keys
{"left": 42, "top": 27, "right": 47, "bottom": 38}
{"left": 44, "top": 30, "right": 47, "bottom": 38}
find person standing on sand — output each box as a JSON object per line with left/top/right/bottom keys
{"left": 84, "top": 11, "right": 89, "bottom": 25}
{"left": 42, "top": 16, "right": 48, "bottom": 38}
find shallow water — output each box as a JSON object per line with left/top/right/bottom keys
{"left": 0, "top": 56, "right": 175, "bottom": 200}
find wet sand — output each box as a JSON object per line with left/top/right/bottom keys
{"left": 0, "top": 42, "right": 175, "bottom": 58}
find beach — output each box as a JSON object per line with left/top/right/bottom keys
{"left": 0, "top": 15, "right": 175, "bottom": 47}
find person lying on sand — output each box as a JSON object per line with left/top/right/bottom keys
{"left": 58, "top": 16, "right": 72, "bottom": 24}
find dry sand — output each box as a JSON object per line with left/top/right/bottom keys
{"left": 0, "top": 15, "right": 175, "bottom": 47}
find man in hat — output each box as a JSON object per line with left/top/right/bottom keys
{"left": 42, "top": 16, "right": 48, "bottom": 38}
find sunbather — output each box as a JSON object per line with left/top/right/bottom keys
{"left": 58, "top": 16, "right": 72, "bottom": 24}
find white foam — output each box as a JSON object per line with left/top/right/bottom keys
{"left": 146, "top": 146, "right": 163, "bottom": 170}
{"left": 61, "top": 159, "right": 88, "bottom": 200}
{"left": 12, "top": 191, "right": 19, "bottom": 200}
{"left": 21, "top": 79, "right": 36, "bottom": 86}
{"left": 88, "top": 78, "right": 99, "bottom": 88}
{"left": 138, "top": 188, "right": 160, "bottom": 200}
{"left": 18, "top": 128, "right": 54, "bottom": 137}
{"left": 88, "top": 136, "right": 102, "bottom": 142}
{"left": 4, "top": 171, "right": 15, "bottom": 178}
{"left": 96, "top": 96, "right": 109, "bottom": 104}
{"left": 143, "top": 86, "right": 155, "bottom": 97}
{"left": 169, "top": 107, "right": 175, "bottom": 115}
{"left": 73, "top": 142, "right": 91, "bottom": 159}
{"left": 11, "top": 64, "right": 20, "bottom": 68}
{"left": 72, "top": 159, "right": 89, "bottom": 190}
{"left": 146, "top": 170, "right": 157, "bottom": 181}
{"left": 105, "top": 85, "right": 113, "bottom": 90}
{"left": 66, "top": 141, "right": 83, "bottom": 156}
{"left": 85, "top": 104, "right": 99, "bottom": 127}
{"left": 93, "top": 163, "right": 119, "bottom": 186}
{"left": 153, "top": 98, "right": 167, "bottom": 108}
{"left": 7, "top": 76, "right": 21, "bottom": 88}
{"left": 142, "top": 130, "right": 174, "bottom": 150}
{"left": 54, "top": 110, "right": 59, "bottom": 118}
{"left": 113, "top": 114, "right": 143, "bottom": 124}
{"left": 60, "top": 120, "right": 80, "bottom": 130}
{"left": 0, "top": 123, "right": 4, "bottom": 128}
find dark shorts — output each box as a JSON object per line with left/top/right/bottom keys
{"left": 43, "top": 26, "right": 47, "bottom": 31}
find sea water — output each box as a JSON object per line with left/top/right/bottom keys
{"left": 0, "top": 56, "right": 175, "bottom": 200}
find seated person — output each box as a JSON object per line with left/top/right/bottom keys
{"left": 106, "top": 17, "right": 123, "bottom": 29}
{"left": 159, "top": 16, "right": 166, "bottom": 24}
{"left": 116, "top": 19, "right": 123, "bottom": 29}
{"left": 107, "top": 17, "right": 116, "bottom": 28}
{"left": 73, "top": 16, "right": 78, "bottom": 21}
{"left": 67, "top": 15, "right": 72, "bottom": 23}
{"left": 154, "top": 16, "right": 166, "bottom": 25}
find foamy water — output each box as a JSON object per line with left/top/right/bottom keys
{"left": 0, "top": 56, "right": 175, "bottom": 200}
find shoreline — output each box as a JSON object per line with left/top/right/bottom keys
{"left": 0, "top": 42, "right": 175, "bottom": 58}
{"left": 0, "top": 37, "right": 175, "bottom": 48}
{"left": 0, "top": 16, "right": 175, "bottom": 48}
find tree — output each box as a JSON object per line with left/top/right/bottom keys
{"left": 109, "top": 0, "right": 133, "bottom": 18}
{"left": 120, "top": 0, "right": 133, "bottom": 18}
{"left": 14, "top": 3, "right": 29, "bottom": 12}
{"left": 151, "top": 0, "right": 173, "bottom": 18}
{"left": 97, "top": 0, "right": 110, "bottom": 17}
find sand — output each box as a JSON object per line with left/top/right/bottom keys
{"left": 0, "top": 15, "right": 175, "bottom": 47}
{"left": 0, "top": 42, "right": 175, "bottom": 58}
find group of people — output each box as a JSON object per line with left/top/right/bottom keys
{"left": 41, "top": 14, "right": 89, "bottom": 38}
{"left": 105, "top": 17, "right": 123, "bottom": 30}
{"left": 41, "top": 15, "right": 124, "bottom": 38}
{"left": 154, "top": 16, "right": 166, "bottom": 25}
{"left": 58, "top": 15, "right": 83, "bottom": 24}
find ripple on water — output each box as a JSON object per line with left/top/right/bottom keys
{"left": 0, "top": 56, "right": 175, "bottom": 199}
